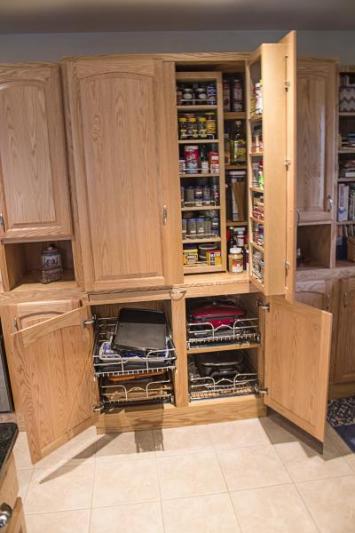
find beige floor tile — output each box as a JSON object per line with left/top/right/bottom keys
{"left": 158, "top": 451, "right": 226, "bottom": 499}
{"left": 162, "top": 494, "right": 241, "bottom": 533}
{"left": 95, "top": 430, "right": 156, "bottom": 460}
{"left": 208, "top": 418, "right": 270, "bottom": 450}
{"left": 231, "top": 484, "right": 317, "bottom": 533}
{"left": 297, "top": 475, "right": 355, "bottom": 533}
{"left": 13, "top": 432, "right": 33, "bottom": 469}
{"left": 92, "top": 456, "right": 159, "bottom": 507}
{"left": 153, "top": 424, "right": 213, "bottom": 456}
{"left": 344, "top": 452, "right": 355, "bottom": 472}
{"left": 217, "top": 445, "right": 291, "bottom": 491}
{"left": 25, "top": 509, "right": 90, "bottom": 533}
{"left": 24, "top": 462, "right": 95, "bottom": 514}
{"left": 17, "top": 468, "right": 33, "bottom": 499}
{"left": 274, "top": 438, "right": 352, "bottom": 482}
{"left": 90, "top": 502, "right": 164, "bottom": 533}
{"left": 260, "top": 414, "right": 314, "bottom": 446}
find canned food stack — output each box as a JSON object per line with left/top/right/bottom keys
{"left": 183, "top": 243, "right": 222, "bottom": 267}
{"left": 179, "top": 145, "right": 220, "bottom": 175}
{"left": 176, "top": 82, "right": 217, "bottom": 106}
{"left": 182, "top": 211, "right": 220, "bottom": 240}
{"left": 252, "top": 193, "right": 264, "bottom": 220}
{"left": 178, "top": 112, "right": 217, "bottom": 141}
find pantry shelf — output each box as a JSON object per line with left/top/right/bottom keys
{"left": 250, "top": 216, "right": 264, "bottom": 224}
{"left": 224, "top": 112, "right": 246, "bottom": 120}
{"left": 250, "top": 186, "right": 264, "bottom": 193}
{"left": 339, "top": 149, "right": 355, "bottom": 154}
{"left": 339, "top": 112, "right": 355, "bottom": 117}
{"left": 337, "top": 221, "right": 355, "bottom": 225}
{"left": 182, "top": 237, "right": 222, "bottom": 244}
{"left": 187, "top": 342, "right": 259, "bottom": 355}
{"left": 177, "top": 105, "right": 218, "bottom": 111}
{"left": 225, "top": 164, "right": 247, "bottom": 171}
{"left": 183, "top": 264, "right": 224, "bottom": 274}
{"left": 180, "top": 173, "right": 219, "bottom": 178}
{"left": 226, "top": 220, "right": 248, "bottom": 226}
{"left": 178, "top": 139, "right": 219, "bottom": 144}
{"left": 181, "top": 206, "right": 220, "bottom": 211}
{"left": 249, "top": 151, "right": 264, "bottom": 157}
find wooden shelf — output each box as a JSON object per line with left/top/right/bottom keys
{"left": 250, "top": 241, "right": 264, "bottom": 253}
{"left": 188, "top": 342, "right": 260, "bottom": 355}
{"left": 339, "top": 112, "right": 355, "bottom": 117}
{"left": 177, "top": 105, "right": 218, "bottom": 111}
{"left": 337, "top": 220, "right": 355, "bottom": 225}
{"left": 250, "top": 186, "right": 264, "bottom": 193}
{"left": 226, "top": 220, "right": 248, "bottom": 226}
{"left": 249, "top": 114, "right": 263, "bottom": 121}
{"left": 180, "top": 173, "right": 219, "bottom": 178}
{"left": 249, "top": 151, "right": 264, "bottom": 157}
{"left": 178, "top": 139, "right": 219, "bottom": 145}
{"left": 183, "top": 264, "right": 224, "bottom": 274}
{"left": 338, "top": 177, "right": 355, "bottom": 182}
{"left": 225, "top": 164, "right": 247, "bottom": 171}
{"left": 224, "top": 112, "right": 246, "bottom": 120}
{"left": 339, "top": 148, "right": 355, "bottom": 154}
{"left": 250, "top": 216, "right": 264, "bottom": 224}
{"left": 10, "top": 269, "right": 77, "bottom": 292}
{"left": 181, "top": 205, "right": 220, "bottom": 211}
{"left": 182, "top": 237, "right": 221, "bottom": 244}
{"left": 250, "top": 275, "right": 264, "bottom": 291}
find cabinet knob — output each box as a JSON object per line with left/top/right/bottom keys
{"left": 326, "top": 195, "right": 333, "bottom": 212}
{"left": 0, "top": 503, "right": 12, "bottom": 528}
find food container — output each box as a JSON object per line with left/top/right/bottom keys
{"left": 183, "top": 245, "right": 198, "bottom": 265}
{"left": 209, "top": 151, "right": 219, "bottom": 174}
{"left": 185, "top": 145, "right": 200, "bottom": 174}
{"left": 206, "top": 250, "right": 222, "bottom": 266}
{"left": 40, "top": 244, "right": 63, "bottom": 284}
{"left": 198, "top": 243, "right": 217, "bottom": 261}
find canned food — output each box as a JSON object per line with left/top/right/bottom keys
{"left": 184, "top": 146, "right": 200, "bottom": 174}
{"left": 187, "top": 218, "right": 197, "bottom": 237}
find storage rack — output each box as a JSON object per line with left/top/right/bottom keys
{"left": 92, "top": 316, "right": 177, "bottom": 410}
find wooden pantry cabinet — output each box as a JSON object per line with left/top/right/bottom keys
{"left": 0, "top": 31, "right": 335, "bottom": 463}
{"left": 333, "top": 277, "right": 355, "bottom": 384}
{"left": 62, "top": 57, "right": 182, "bottom": 291}
{"left": 297, "top": 59, "right": 337, "bottom": 223}
{"left": 0, "top": 63, "right": 72, "bottom": 240}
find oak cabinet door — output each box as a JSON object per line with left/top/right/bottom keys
{"left": 247, "top": 31, "right": 297, "bottom": 299}
{"left": 297, "top": 60, "right": 337, "bottom": 223}
{"left": 295, "top": 280, "right": 331, "bottom": 310}
{"left": 0, "top": 64, "right": 72, "bottom": 240}
{"left": 11, "top": 306, "right": 95, "bottom": 463}
{"left": 63, "top": 58, "right": 182, "bottom": 291}
{"left": 7, "top": 498, "right": 27, "bottom": 533}
{"left": 264, "top": 296, "right": 332, "bottom": 442}
{"left": 333, "top": 277, "right": 355, "bottom": 383}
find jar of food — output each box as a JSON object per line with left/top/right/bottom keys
{"left": 207, "top": 249, "right": 222, "bottom": 266}
{"left": 236, "top": 227, "right": 245, "bottom": 247}
{"left": 206, "top": 113, "right": 217, "bottom": 139}
{"left": 197, "top": 116, "right": 207, "bottom": 139}
{"left": 207, "top": 83, "right": 217, "bottom": 105}
{"left": 184, "top": 146, "right": 200, "bottom": 174}
{"left": 196, "top": 217, "right": 205, "bottom": 236}
{"left": 194, "top": 185, "right": 203, "bottom": 206}
{"left": 204, "top": 218, "right": 212, "bottom": 236}
{"left": 179, "top": 159, "right": 186, "bottom": 174}
{"left": 210, "top": 178, "right": 220, "bottom": 203}
{"left": 208, "top": 151, "right": 219, "bottom": 174}
{"left": 187, "top": 218, "right": 197, "bottom": 238}
{"left": 185, "top": 186, "right": 195, "bottom": 205}
{"left": 180, "top": 185, "right": 185, "bottom": 207}
{"left": 211, "top": 216, "right": 220, "bottom": 236}
{"left": 202, "top": 185, "right": 211, "bottom": 205}
{"left": 196, "top": 87, "right": 207, "bottom": 103}
{"left": 228, "top": 246, "right": 243, "bottom": 273}
{"left": 232, "top": 77, "right": 243, "bottom": 112}
{"left": 176, "top": 86, "right": 183, "bottom": 105}
{"left": 183, "top": 245, "right": 198, "bottom": 265}
{"left": 198, "top": 243, "right": 217, "bottom": 262}
{"left": 183, "top": 87, "right": 194, "bottom": 104}
{"left": 223, "top": 79, "right": 231, "bottom": 111}
{"left": 181, "top": 218, "right": 187, "bottom": 239}
{"left": 178, "top": 117, "right": 188, "bottom": 139}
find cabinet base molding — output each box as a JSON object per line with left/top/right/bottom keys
{"left": 329, "top": 381, "right": 355, "bottom": 400}
{"left": 95, "top": 395, "right": 266, "bottom": 433}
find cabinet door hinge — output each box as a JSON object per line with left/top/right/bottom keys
{"left": 257, "top": 386, "right": 268, "bottom": 396}
{"left": 284, "top": 159, "right": 291, "bottom": 170}
{"left": 285, "top": 260, "right": 290, "bottom": 273}
{"left": 257, "top": 301, "right": 270, "bottom": 312}
{"left": 284, "top": 81, "right": 290, "bottom": 91}
{"left": 83, "top": 317, "right": 95, "bottom": 327}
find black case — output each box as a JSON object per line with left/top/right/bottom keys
{"left": 112, "top": 308, "right": 167, "bottom": 354}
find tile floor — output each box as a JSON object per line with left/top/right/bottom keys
{"left": 14, "top": 413, "right": 355, "bottom": 533}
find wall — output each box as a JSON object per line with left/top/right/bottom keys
{"left": 0, "top": 30, "right": 354, "bottom": 64}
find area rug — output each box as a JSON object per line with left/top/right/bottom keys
{"left": 327, "top": 396, "right": 355, "bottom": 452}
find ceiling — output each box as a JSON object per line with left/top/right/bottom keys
{"left": 1, "top": 0, "right": 355, "bottom": 33}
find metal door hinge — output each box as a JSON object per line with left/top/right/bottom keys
{"left": 257, "top": 301, "right": 270, "bottom": 312}
{"left": 0, "top": 214, "right": 5, "bottom": 231}
{"left": 284, "top": 159, "right": 291, "bottom": 170}
{"left": 257, "top": 386, "right": 268, "bottom": 396}
{"left": 284, "top": 81, "right": 290, "bottom": 91}
{"left": 162, "top": 205, "right": 168, "bottom": 225}
{"left": 83, "top": 317, "right": 95, "bottom": 327}
{"left": 285, "top": 260, "right": 290, "bottom": 273}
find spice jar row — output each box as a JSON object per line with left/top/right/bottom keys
{"left": 181, "top": 180, "right": 219, "bottom": 208}
{"left": 252, "top": 161, "right": 264, "bottom": 189}
{"left": 223, "top": 76, "right": 244, "bottom": 112}
{"left": 179, "top": 146, "right": 219, "bottom": 175}
{"left": 250, "top": 80, "right": 263, "bottom": 117}
{"left": 252, "top": 222, "right": 264, "bottom": 246}
{"left": 182, "top": 211, "right": 220, "bottom": 240}
{"left": 177, "top": 82, "right": 217, "bottom": 106}
{"left": 252, "top": 249, "right": 264, "bottom": 282}
{"left": 252, "top": 192, "right": 264, "bottom": 220}
{"left": 178, "top": 112, "right": 217, "bottom": 140}
{"left": 183, "top": 243, "right": 222, "bottom": 267}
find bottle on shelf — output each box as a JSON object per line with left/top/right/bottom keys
{"left": 231, "top": 77, "right": 243, "bottom": 112}
{"left": 230, "top": 121, "right": 246, "bottom": 165}
{"left": 228, "top": 246, "right": 243, "bottom": 273}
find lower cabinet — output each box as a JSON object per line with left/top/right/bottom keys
{"left": 333, "top": 277, "right": 355, "bottom": 384}
{"left": 296, "top": 279, "right": 331, "bottom": 310}
{"left": 7, "top": 289, "right": 333, "bottom": 464}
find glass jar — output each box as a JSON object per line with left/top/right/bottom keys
{"left": 228, "top": 246, "right": 243, "bottom": 273}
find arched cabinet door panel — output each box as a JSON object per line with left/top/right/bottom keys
{"left": 0, "top": 64, "right": 72, "bottom": 240}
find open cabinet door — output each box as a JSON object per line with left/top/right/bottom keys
{"left": 264, "top": 296, "right": 332, "bottom": 442}
{"left": 246, "top": 31, "right": 296, "bottom": 298}
{"left": 11, "top": 306, "right": 96, "bottom": 463}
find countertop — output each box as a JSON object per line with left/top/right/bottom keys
{"left": 0, "top": 423, "right": 18, "bottom": 482}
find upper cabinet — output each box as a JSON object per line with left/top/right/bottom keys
{"left": 297, "top": 59, "right": 337, "bottom": 223}
{"left": 62, "top": 57, "right": 182, "bottom": 291}
{"left": 247, "top": 31, "right": 297, "bottom": 299}
{"left": 0, "top": 64, "right": 72, "bottom": 240}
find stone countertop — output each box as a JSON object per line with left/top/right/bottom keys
{"left": 0, "top": 423, "right": 18, "bottom": 482}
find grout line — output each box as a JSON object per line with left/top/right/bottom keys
{"left": 155, "top": 453, "right": 167, "bottom": 533}
{"left": 292, "top": 481, "right": 322, "bottom": 533}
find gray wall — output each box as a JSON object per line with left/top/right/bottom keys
{"left": 0, "top": 30, "right": 354, "bottom": 64}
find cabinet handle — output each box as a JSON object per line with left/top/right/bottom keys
{"left": 0, "top": 503, "right": 12, "bottom": 528}
{"left": 0, "top": 213, "right": 5, "bottom": 232}
{"left": 326, "top": 195, "right": 333, "bottom": 212}
{"left": 162, "top": 205, "right": 168, "bottom": 226}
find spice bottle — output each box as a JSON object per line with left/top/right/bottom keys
{"left": 228, "top": 246, "right": 243, "bottom": 273}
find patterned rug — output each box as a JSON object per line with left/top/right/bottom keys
{"left": 327, "top": 396, "right": 355, "bottom": 452}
